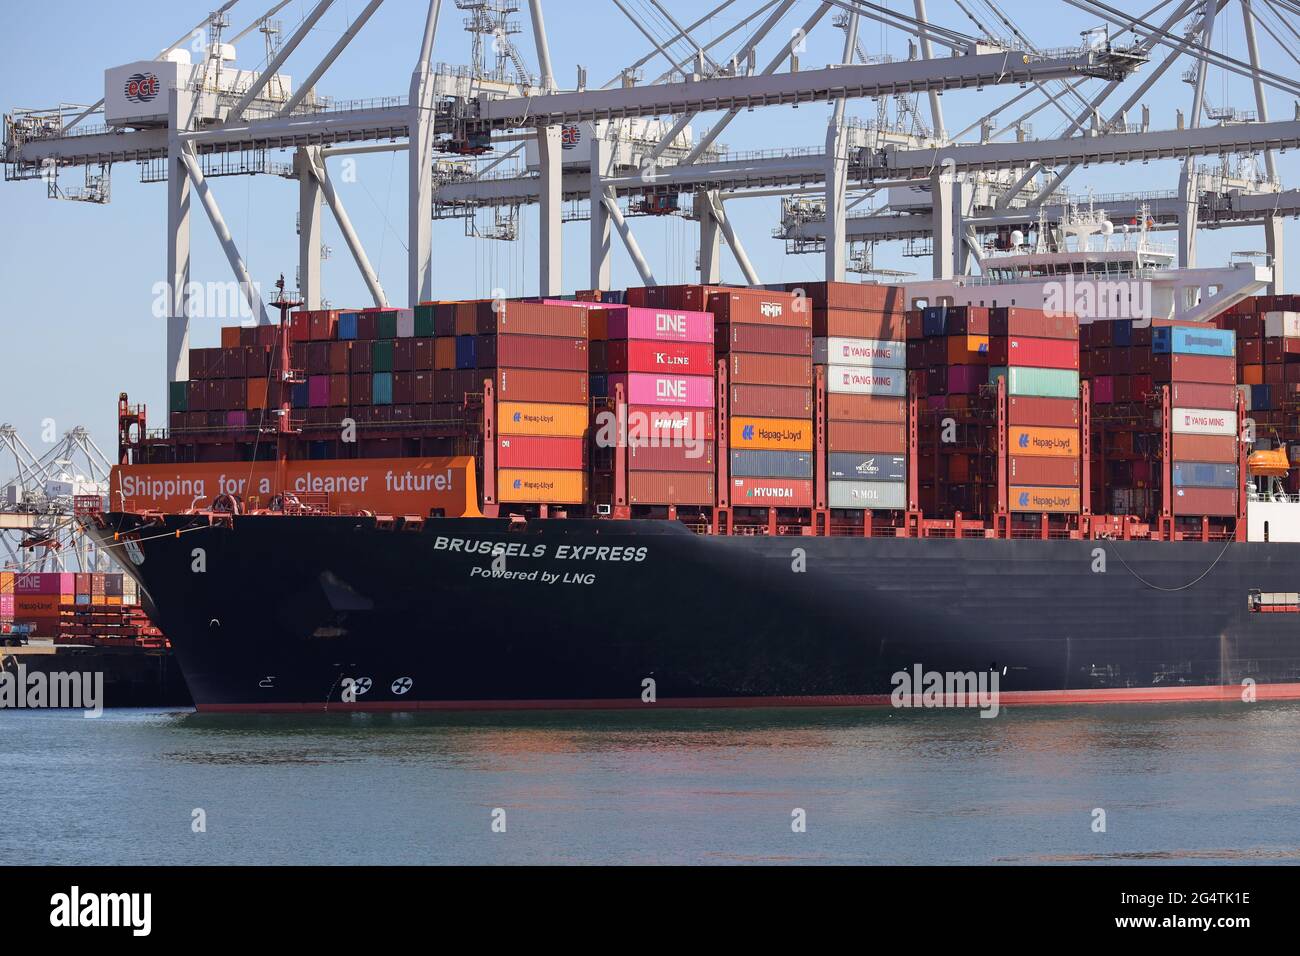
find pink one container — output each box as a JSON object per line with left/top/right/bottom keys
{"left": 608, "top": 372, "right": 715, "bottom": 407}
{"left": 606, "top": 307, "right": 714, "bottom": 343}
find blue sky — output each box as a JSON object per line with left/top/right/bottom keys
{"left": 2, "top": 0, "right": 1298, "bottom": 454}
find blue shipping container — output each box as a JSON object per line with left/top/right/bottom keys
{"left": 291, "top": 382, "right": 310, "bottom": 408}
{"left": 338, "top": 313, "right": 360, "bottom": 340}
{"left": 730, "top": 450, "right": 813, "bottom": 479}
{"left": 372, "top": 372, "right": 393, "bottom": 405}
{"left": 921, "top": 306, "right": 948, "bottom": 338}
{"left": 827, "top": 452, "right": 907, "bottom": 482}
{"left": 1172, "top": 461, "right": 1238, "bottom": 489}
{"left": 1112, "top": 320, "right": 1132, "bottom": 348}
{"left": 455, "top": 335, "right": 477, "bottom": 369}
{"left": 1152, "top": 326, "right": 1235, "bottom": 357}
{"left": 1251, "top": 384, "right": 1273, "bottom": 411}
{"left": 590, "top": 374, "right": 608, "bottom": 398}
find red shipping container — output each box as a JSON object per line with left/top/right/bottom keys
{"left": 628, "top": 471, "right": 715, "bottom": 505}
{"left": 1009, "top": 456, "right": 1081, "bottom": 486}
{"left": 727, "top": 476, "right": 813, "bottom": 508}
{"left": 782, "top": 281, "right": 905, "bottom": 313}
{"left": 310, "top": 310, "right": 338, "bottom": 341}
{"left": 722, "top": 324, "right": 813, "bottom": 355}
{"left": 628, "top": 442, "right": 715, "bottom": 472}
{"left": 827, "top": 394, "right": 906, "bottom": 422}
{"left": 606, "top": 340, "right": 715, "bottom": 375}
{"left": 729, "top": 384, "right": 812, "bottom": 418}
{"left": 351, "top": 373, "right": 373, "bottom": 405}
{"left": 988, "top": 336, "right": 1079, "bottom": 369}
{"left": 990, "top": 308, "right": 1079, "bottom": 340}
{"left": 392, "top": 372, "right": 415, "bottom": 405}
{"left": 1008, "top": 397, "right": 1080, "bottom": 427}
{"left": 828, "top": 422, "right": 906, "bottom": 453}
{"left": 496, "top": 368, "right": 586, "bottom": 404}
{"left": 413, "top": 372, "right": 435, "bottom": 403}
{"left": 495, "top": 335, "right": 589, "bottom": 371}
{"left": 1169, "top": 382, "right": 1239, "bottom": 409}
{"left": 1239, "top": 337, "right": 1263, "bottom": 364}
{"left": 351, "top": 345, "right": 374, "bottom": 374}
{"left": 307, "top": 342, "right": 330, "bottom": 375}
{"left": 729, "top": 352, "right": 812, "bottom": 386}
{"left": 1172, "top": 487, "right": 1238, "bottom": 516}
{"left": 627, "top": 406, "right": 716, "bottom": 442}
{"left": 328, "top": 342, "right": 350, "bottom": 374}
{"left": 393, "top": 339, "right": 415, "bottom": 372}
{"left": 497, "top": 435, "right": 586, "bottom": 469}
{"left": 707, "top": 290, "right": 807, "bottom": 328}
{"left": 813, "top": 309, "right": 907, "bottom": 340}
{"left": 414, "top": 338, "right": 435, "bottom": 370}
{"left": 328, "top": 375, "right": 349, "bottom": 406}
{"left": 477, "top": 301, "right": 589, "bottom": 337}
{"left": 1152, "top": 354, "right": 1236, "bottom": 384}
{"left": 1172, "top": 434, "right": 1237, "bottom": 462}
{"left": 254, "top": 325, "right": 278, "bottom": 348}
{"left": 289, "top": 312, "right": 311, "bottom": 342}
{"left": 355, "top": 312, "right": 378, "bottom": 340}
{"left": 188, "top": 380, "right": 207, "bottom": 412}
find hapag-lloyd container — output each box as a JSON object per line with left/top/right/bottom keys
{"left": 626, "top": 406, "right": 715, "bottom": 442}
{"left": 628, "top": 443, "right": 715, "bottom": 472}
{"left": 828, "top": 479, "right": 907, "bottom": 510}
{"left": 1007, "top": 397, "right": 1080, "bottom": 427}
{"left": 730, "top": 384, "right": 813, "bottom": 418}
{"left": 628, "top": 471, "right": 714, "bottom": 505}
{"left": 1172, "top": 461, "right": 1239, "bottom": 489}
{"left": 827, "top": 365, "right": 906, "bottom": 396}
{"left": 497, "top": 435, "right": 585, "bottom": 470}
{"left": 1009, "top": 485, "right": 1081, "bottom": 513}
{"left": 827, "top": 452, "right": 906, "bottom": 482}
{"left": 729, "top": 353, "right": 813, "bottom": 386}
{"left": 606, "top": 340, "right": 715, "bottom": 375}
{"left": 498, "top": 402, "right": 589, "bottom": 437}
{"left": 827, "top": 422, "right": 907, "bottom": 453}
{"left": 730, "top": 476, "right": 814, "bottom": 507}
{"left": 730, "top": 450, "right": 814, "bottom": 479}
{"left": 609, "top": 372, "right": 714, "bottom": 407}
{"left": 827, "top": 394, "right": 906, "bottom": 422}
{"left": 604, "top": 306, "right": 714, "bottom": 343}
{"left": 1171, "top": 407, "right": 1237, "bottom": 436}
{"left": 498, "top": 469, "right": 586, "bottom": 504}
{"left": 729, "top": 417, "right": 814, "bottom": 452}
{"left": 1008, "top": 426, "right": 1080, "bottom": 458}
{"left": 813, "top": 337, "right": 907, "bottom": 368}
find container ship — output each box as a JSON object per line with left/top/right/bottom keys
{"left": 80, "top": 226, "right": 1300, "bottom": 712}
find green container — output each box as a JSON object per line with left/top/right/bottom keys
{"left": 989, "top": 366, "right": 1079, "bottom": 399}
{"left": 414, "top": 305, "right": 436, "bottom": 337}
{"left": 372, "top": 340, "right": 394, "bottom": 373}
{"left": 377, "top": 311, "right": 398, "bottom": 339}
{"left": 169, "top": 381, "right": 189, "bottom": 413}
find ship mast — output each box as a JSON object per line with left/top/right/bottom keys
{"left": 270, "top": 275, "right": 303, "bottom": 505}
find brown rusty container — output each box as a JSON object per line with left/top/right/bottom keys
{"left": 495, "top": 368, "right": 588, "bottom": 404}
{"left": 1009, "top": 456, "right": 1081, "bottom": 486}
{"left": 827, "top": 421, "right": 907, "bottom": 453}
{"left": 812, "top": 309, "right": 907, "bottom": 340}
{"left": 721, "top": 324, "right": 813, "bottom": 355}
{"left": 1171, "top": 487, "right": 1238, "bottom": 516}
{"left": 1007, "top": 396, "right": 1080, "bottom": 428}
{"left": 628, "top": 471, "right": 715, "bottom": 505}
{"left": 729, "top": 352, "right": 812, "bottom": 386}
{"left": 1171, "top": 434, "right": 1237, "bottom": 462}
{"left": 827, "top": 394, "right": 907, "bottom": 422}
{"left": 729, "top": 384, "right": 813, "bottom": 418}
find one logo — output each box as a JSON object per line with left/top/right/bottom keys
{"left": 124, "top": 72, "right": 160, "bottom": 104}
{"left": 560, "top": 124, "right": 582, "bottom": 149}
{"left": 1018, "top": 492, "right": 1030, "bottom": 507}
{"left": 742, "top": 425, "right": 755, "bottom": 441}
{"left": 1018, "top": 432, "right": 1029, "bottom": 448}
{"left": 513, "top": 411, "right": 522, "bottom": 422}
{"left": 391, "top": 677, "right": 413, "bottom": 695}
{"left": 513, "top": 479, "right": 522, "bottom": 489}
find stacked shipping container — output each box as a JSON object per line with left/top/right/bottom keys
{"left": 0, "top": 571, "right": 140, "bottom": 638}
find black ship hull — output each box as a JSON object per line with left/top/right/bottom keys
{"left": 87, "top": 513, "right": 1300, "bottom": 712}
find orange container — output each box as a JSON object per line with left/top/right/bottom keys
{"left": 434, "top": 337, "right": 457, "bottom": 370}
{"left": 1007, "top": 425, "right": 1080, "bottom": 458}
{"left": 497, "top": 469, "right": 587, "bottom": 504}
{"left": 729, "top": 416, "right": 813, "bottom": 451}
{"left": 497, "top": 402, "right": 589, "bottom": 437}
{"left": 1009, "top": 485, "right": 1082, "bottom": 513}
{"left": 1241, "top": 364, "right": 1264, "bottom": 385}
{"left": 220, "top": 326, "right": 242, "bottom": 349}
{"left": 247, "top": 378, "right": 268, "bottom": 409}
{"left": 946, "top": 335, "right": 989, "bottom": 364}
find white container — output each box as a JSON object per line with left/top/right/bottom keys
{"left": 813, "top": 337, "right": 906, "bottom": 368}
{"left": 1171, "top": 407, "right": 1237, "bottom": 436}
{"left": 396, "top": 309, "right": 415, "bottom": 338}
{"left": 1264, "top": 311, "right": 1300, "bottom": 338}
{"left": 826, "top": 365, "right": 906, "bottom": 396}
{"left": 828, "top": 480, "right": 907, "bottom": 510}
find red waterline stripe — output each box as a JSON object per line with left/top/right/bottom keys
{"left": 195, "top": 681, "right": 1300, "bottom": 714}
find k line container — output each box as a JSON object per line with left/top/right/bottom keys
{"left": 498, "top": 402, "right": 589, "bottom": 437}
{"left": 1010, "top": 485, "right": 1081, "bottom": 513}
{"left": 1009, "top": 425, "right": 1080, "bottom": 458}
{"left": 628, "top": 471, "right": 715, "bottom": 505}
{"left": 729, "top": 384, "right": 813, "bottom": 418}
{"left": 827, "top": 421, "right": 907, "bottom": 453}
{"left": 827, "top": 480, "right": 907, "bottom": 510}
{"left": 729, "top": 353, "right": 813, "bottom": 386}
{"left": 813, "top": 337, "right": 907, "bottom": 368}
{"left": 605, "top": 340, "right": 714, "bottom": 375}
{"left": 1171, "top": 407, "right": 1237, "bottom": 436}
{"left": 1172, "top": 461, "right": 1239, "bottom": 489}
{"left": 730, "top": 416, "right": 814, "bottom": 452}
{"left": 610, "top": 372, "right": 713, "bottom": 407}
{"left": 827, "top": 365, "right": 906, "bottom": 396}
{"left": 729, "top": 449, "right": 814, "bottom": 479}
{"left": 498, "top": 469, "right": 586, "bottom": 504}
{"left": 729, "top": 476, "right": 814, "bottom": 507}
{"left": 989, "top": 366, "right": 1079, "bottom": 398}
{"left": 827, "top": 452, "right": 907, "bottom": 482}
{"left": 606, "top": 306, "right": 714, "bottom": 343}
{"left": 497, "top": 435, "right": 586, "bottom": 470}
{"left": 629, "top": 443, "right": 716, "bottom": 472}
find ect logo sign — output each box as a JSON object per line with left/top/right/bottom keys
{"left": 560, "top": 124, "right": 582, "bottom": 150}
{"left": 124, "top": 72, "right": 160, "bottom": 103}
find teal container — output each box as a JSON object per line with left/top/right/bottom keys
{"left": 414, "top": 305, "right": 436, "bottom": 338}
{"left": 372, "top": 372, "right": 393, "bottom": 405}
{"left": 169, "top": 381, "right": 189, "bottom": 412}
{"left": 990, "top": 366, "right": 1079, "bottom": 399}
{"left": 377, "top": 311, "right": 398, "bottom": 339}
{"left": 372, "top": 340, "right": 394, "bottom": 373}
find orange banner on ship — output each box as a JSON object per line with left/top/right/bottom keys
{"left": 109, "top": 457, "right": 480, "bottom": 517}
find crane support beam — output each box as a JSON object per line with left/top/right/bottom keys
{"left": 227, "top": 0, "right": 337, "bottom": 122}
{"left": 306, "top": 153, "right": 389, "bottom": 307}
